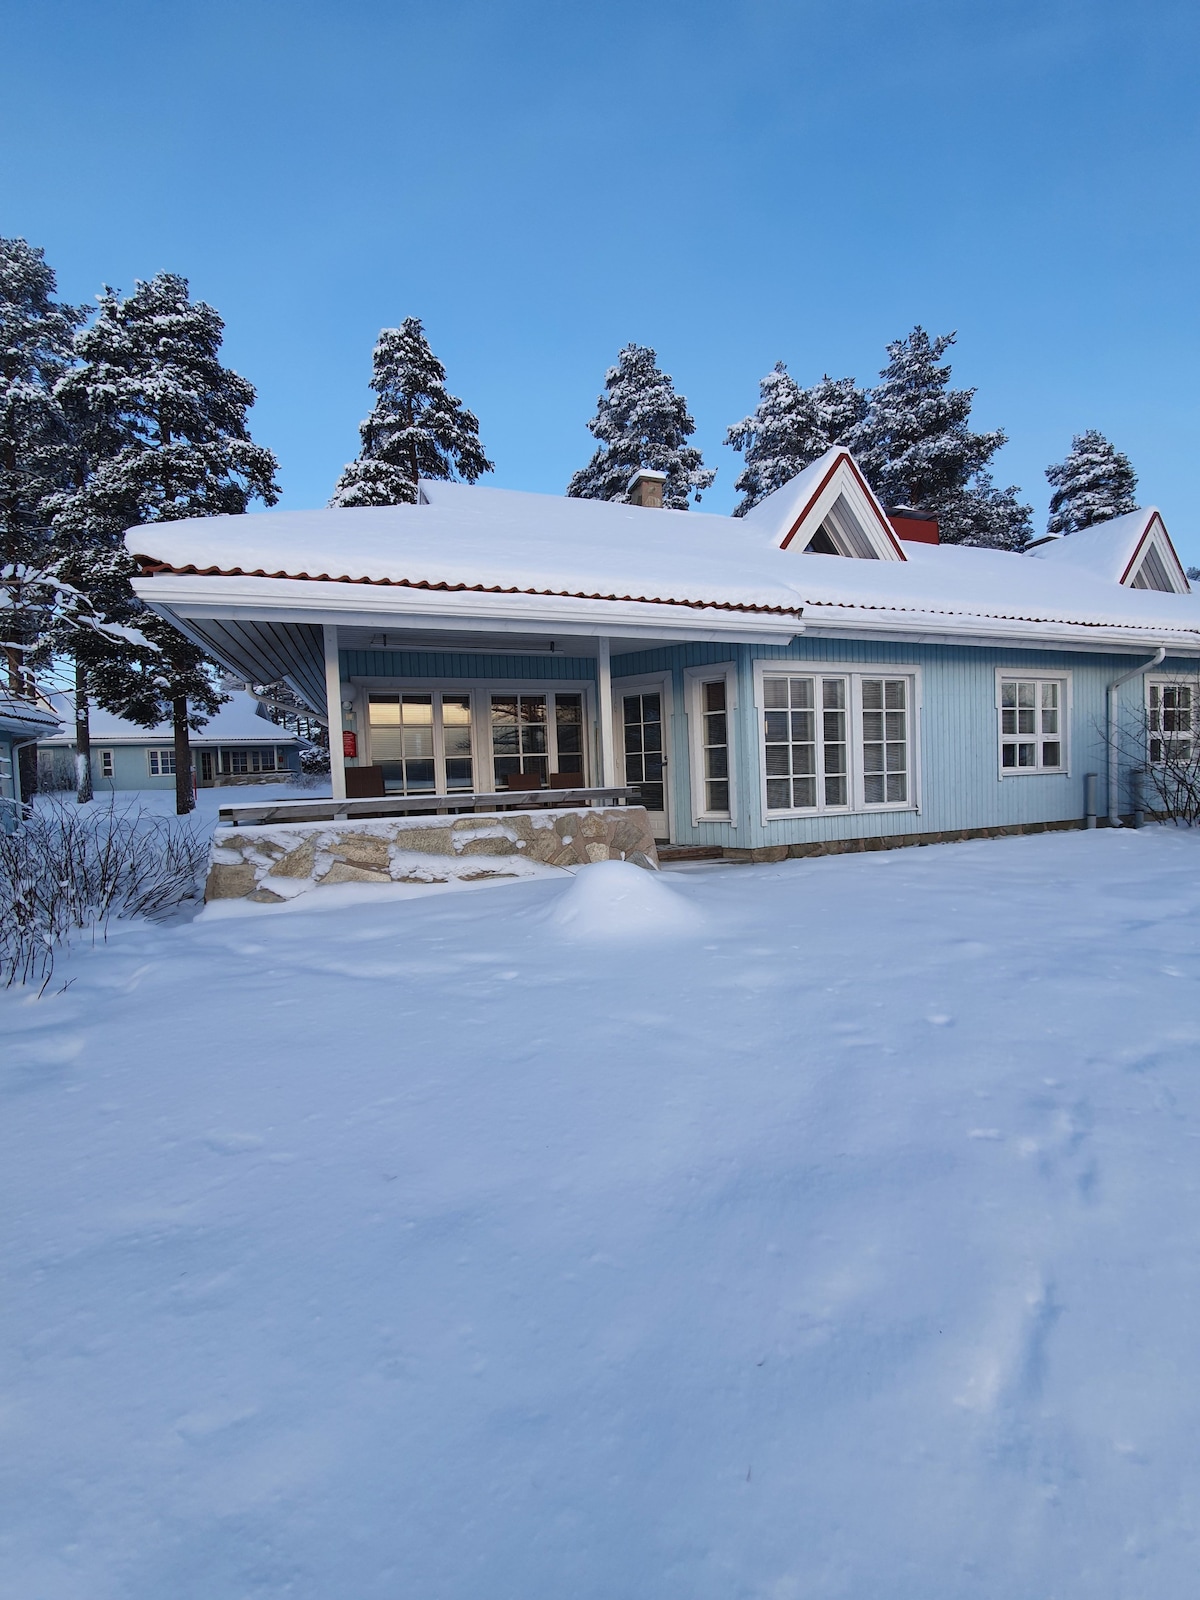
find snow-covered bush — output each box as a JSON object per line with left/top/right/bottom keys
{"left": 0, "top": 802, "right": 209, "bottom": 989}
{"left": 299, "top": 744, "right": 331, "bottom": 776}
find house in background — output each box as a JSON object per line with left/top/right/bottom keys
{"left": 1, "top": 690, "right": 60, "bottom": 829}
{"left": 38, "top": 691, "right": 305, "bottom": 794}
{"left": 119, "top": 448, "right": 1200, "bottom": 858}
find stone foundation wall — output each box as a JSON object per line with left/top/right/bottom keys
{"left": 205, "top": 806, "right": 658, "bottom": 903}
{"left": 720, "top": 816, "right": 1092, "bottom": 864}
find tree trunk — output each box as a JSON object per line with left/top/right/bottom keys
{"left": 75, "top": 658, "right": 93, "bottom": 804}
{"left": 173, "top": 695, "right": 194, "bottom": 815}
{"left": 5, "top": 643, "right": 24, "bottom": 697}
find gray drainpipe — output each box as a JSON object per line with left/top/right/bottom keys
{"left": 1107, "top": 647, "right": 1165, "bottom": 826}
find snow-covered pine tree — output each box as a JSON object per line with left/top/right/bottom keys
{"left": 330, "top": 318, "right": 493, "bottom": 507}
{"left": 0, "top": 238, "right": 84, "bottom": 695}
{"left": 726, "top": 364, "right": 866, "bottom": 516}
{"left": 848, "top": 327, "right": 1027, "bottom": 549}
{"left": 1044, "top": 430, "right": 1138, "bottom": 535}
{"left": 568, "top": 344, "right": 715, "bottom": 509}
{"left": 51, "top": 273, "right": 278, "bottom": 811}
{"left": 937, "top": 471, "right": 1034, "bottom": 550}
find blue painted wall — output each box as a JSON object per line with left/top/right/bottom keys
{"left": 334, "top": 636, "right": 1176, "bottom": 845}
{"left": 40, "top": 742, "right": 301, "bottom": 793}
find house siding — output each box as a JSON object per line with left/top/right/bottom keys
{"left": 613, "top": 637, "right": 1174, "bottom": 848}
{"left": 39, "top": 741, "right": 300, "bottom": 792}
{"left": 332, "top": 636, "right": 1182, "bottom": 849}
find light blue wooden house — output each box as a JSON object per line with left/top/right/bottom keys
{"left": 121, "top": 449, "right": 1200, "bottom": 857}
{"left": 38, "top": 691, "right": 304, "bottom": 794}
{"left": 0, "top": 691, "right": 60, "bottom": 830}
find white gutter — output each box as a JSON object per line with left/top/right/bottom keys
{"left": 1107, "top": 647, "right": 1165, "bottom": 826}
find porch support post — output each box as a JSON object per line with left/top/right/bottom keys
{"left": 324, "top": 623, "right": 347, "bottom": 803}
{"left": 596, "top": 636, "right": 616, "bottom": 787}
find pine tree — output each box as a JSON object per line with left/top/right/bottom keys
{"left": 848, "top": 327, "right": 1027, "bottom": 549}
{"left": 568, "top": 344, "right": 715, "bottom": 509}
{"left": 331, "top": 318, "right": 492, "bottom": 507}
{"left": 726, "top": 364, "right": 866, "bottom": 516}
{"left": 0, "top": 238, "right": 84, "bottom": 694}
{"left": 50, "top": 273, "right": 278, "bottom": 812}
{"left": 1045, "top": 430, "right": 1138, "bottom": 535}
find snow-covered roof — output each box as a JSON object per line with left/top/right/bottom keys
{"left": 125, "top": 450, "right": 1200, "bottom": 650}
{"left": 39, "top": 690, "right": 303, "bottom": 748}
{"left": 1029, "top": 509, "right": 1189, "bottom": 593}
{"left": 0, "top": 692, "right": 60, "bottom": 738}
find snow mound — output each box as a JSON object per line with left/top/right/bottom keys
{"left": 549, "top": 859, "right": 704, "bottom": 941}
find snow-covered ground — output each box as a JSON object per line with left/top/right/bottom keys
{"left": 34, "top": 780, "right": 323, "bottom": 821}
{"left": 4, "top": 828, "right": 1200, "bottom": 1597}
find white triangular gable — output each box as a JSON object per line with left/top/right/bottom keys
{"left": 1123, "top": 512, "right": 1189, "bottom": 593}
{"left": 741, "top": 448, "right": 906, "bottom": 561}
{"left": 1030, "top": 507, "right": 1189, "bottom": 594}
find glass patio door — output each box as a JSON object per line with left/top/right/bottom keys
{"left": 617, "top": 679, "right": 670, "bottom": 839}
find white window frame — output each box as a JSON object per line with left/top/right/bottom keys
{"left": 147, "top": 747, "right": 176, "bottom": 777}
{"left": 350, "top": 677, "right": 596, "bottom": 795}
{"left": 684, "top": 663, "right": 738, "bottom": 825}
{"left": 1146, "top": 675, "right": 1199, "bottom": 766}
{"left": 98, "top": 749, "right": 114, "bottom": 779}
{"left": 995, "top": 670, "right": 1071, "bottom": 779}
{"left": 752, "top": 660, "right": 922, "bottom": 823}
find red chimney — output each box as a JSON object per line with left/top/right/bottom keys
{"left": 887, "top": 506, "right": 939, "bottom": 545}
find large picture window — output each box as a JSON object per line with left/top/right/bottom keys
{"left": 759, "top": 668, "right": 916, "bottom": 815}
{"left": 997, "top": 676, "right": 1067, "bottom": 774}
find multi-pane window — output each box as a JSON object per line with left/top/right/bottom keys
{"left": 148, "top": 748, "right": 176, "bottom": 776}
{"left": 762, "top": 673, "right": 910, "bottom": 812}
{"left": 441, "top": 693, "right": 474, "bottom": 789}
{"left": 999, "top": 678, "right": 1064, "bottom": 772}
{"left": 1149, "top": 682, "right": 1195, "bottom": 765}
{"left": 365, "top": 688, "right": 583, "bottom": 795}
{"left": 218, "top": 747, "right": 287, "bottom": 776}
{"left": 699, "top": 679, "right": 730, "bottom": 814}
{"left": 623, "top": 692, "right": 665, "bottom": 812}
{"left": 862, "top": 679, "right": 908, "bottom": 804}
{"left": 369, "top": 692, "right": 475, "bottom": 793}
{"left": 99, "top": 750, "right": 114, "bottom": 778}
{"left": 553, "top": 694, "right": 584, "bottom": 778}
{"left": 490, "top": 692, "right": 584, "bottom": 788}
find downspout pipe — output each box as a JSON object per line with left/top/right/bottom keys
{"left": 1107, "top": 647, "right": 1165, "bottom": 826}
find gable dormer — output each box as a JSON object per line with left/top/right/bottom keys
{"left": 1029, "top": 508, "right": 1189, "bottom": 594}
{"left": 740, "top": 447, "right": 906, "bottom": 561}
{"left": 1123, "top": 513, "right": 1189, "bottom": 592}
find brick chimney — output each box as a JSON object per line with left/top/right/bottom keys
{"left": 627, "top": 469, "right": 667, "bottom": 509}
{"left": 887, "top": 505, "right": 939, "bottom": 545}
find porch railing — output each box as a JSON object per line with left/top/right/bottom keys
{"left": 216, "top": 785, "right": 641, "bottom": 828}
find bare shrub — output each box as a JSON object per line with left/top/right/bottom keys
{"left": 0, "top": 802, "right": 209, "bottom": 990}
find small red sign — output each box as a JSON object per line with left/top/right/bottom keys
{"left": 342, "top": 731, "right": 358, "bottom": 759}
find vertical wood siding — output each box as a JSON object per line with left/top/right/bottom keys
{"left": 624, "top": 637, "right": 1162, "bottom": 848}
{"left": 337, "top": 639, "right": 1176, "bottom": 846}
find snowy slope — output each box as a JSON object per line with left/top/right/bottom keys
{"left": 4, "top": 831, "right": 1200, "bottom": 1596}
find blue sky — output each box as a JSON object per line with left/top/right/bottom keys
{"left": 3, "top": 0, "right": 1197, "bottom": 555}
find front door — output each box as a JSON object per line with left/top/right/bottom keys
{"left": 615, "top": 677, "right": 671, "bottom": 840}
